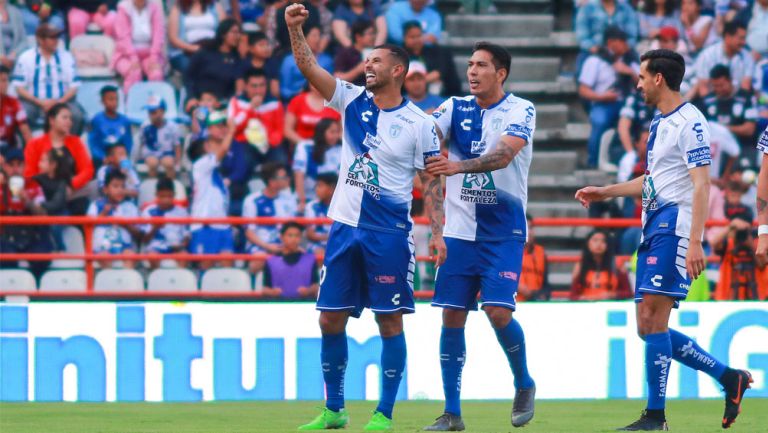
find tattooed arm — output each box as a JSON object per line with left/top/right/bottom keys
{"left": 756, "top": 153, "right": 768, "bottom": 268}
{"left": 418, "top": 169, "right": 447, "bottom": 266}
{"left": 425, "top": 135, "right": 527, "bottom": 176}
{"left": 284, "top": 3, "right": 336, "bottom": 101}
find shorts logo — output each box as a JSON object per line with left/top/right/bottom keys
{"left": 319, "top": 265, "right": 327, "bottom": 286}
{"left": 391, "top": 293, "right": 400, "bottom": 305}
{"left": 346, "top": 153, "right": 380, "bottom": 199}
{"left": 375, "top": 275, "right": 396, "bottom": 284}
{"left": 647, "top": 256, "right": 658, "bottom": 265}
{"left": 499, "top": 271, "right": 518, "bottom": 281}
{"left": 651, "top": 274, "right": 663, "bottom": 287}
{"left": 460, "top": 172, "right": 497, "bottom": 204}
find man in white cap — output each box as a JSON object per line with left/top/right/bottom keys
{"left": 405, "top": 61, "right": 444, "bottom": 114}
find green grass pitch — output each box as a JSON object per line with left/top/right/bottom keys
{"left": 2, "top": 399, "right": 767, "bottom": 433}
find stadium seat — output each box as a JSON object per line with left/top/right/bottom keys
{"left": 51, "top": 226, "right": 85, "bottom": 269}
{"left": 0, "top": 269, "right": 37, "bottom": 292}
{"left": 147, "top": 269, "right": 198, "bottom": 292}
{"left": 76, "top": 80, "right": 125, "bottom": 121}
{"left": 138, "top": 178, "right": 189, "bottom": 210}
{"left": 39, "top": 270, "right": 87, "bottom": 292}
{"left": 69, "top": 35, "right": 116, "bottom": 78}
{"left": 598, "top": 128, "right": 618, "bottom": 174}
{"left": 94, "top": 269, "right": 144, "bottom": 292}
{"left": 200, "top": 268, "right": 252, "bottom": 292}
{"left": 125, "top": 82, "right": 179, "bottom": 124}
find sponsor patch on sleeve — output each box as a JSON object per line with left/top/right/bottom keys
{"left": 503, "top": 124, "right": 531, "bottom": 140}
{"left": 758, "top": 130, "right": 768, "bottom": 154}
{"left": 686, "top": 146, "right": 712, "bottom": 166}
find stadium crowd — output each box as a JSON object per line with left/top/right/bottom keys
{"left": 0, "top": 0, "right": 765, "bottom": 299}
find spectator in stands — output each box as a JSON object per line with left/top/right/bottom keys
{"left": 112, "top": 0, "right": 166, "bottom": 93}
{"left": 89, "top": 170, "right": 140, "bottom": 269}
{"left": 188, "top": 90, "right": 220, "bottom": 142}
{"left": 243, "top": 162, "right": 297, "bottom": 273}
{"left": 308, "top": 0, "right": 333, "bottom": 52}
{"left": 261, "top": 222, "right": 320, "bottom": 299}
{"left": 141, "top": 176, "right": 190, "bottom": 270}
{"left": 229, "top": 0, "right": 264, "bottom": 23}
{"left": 404, "top": 61, "right": 444, "bottom": 114}
{"left": 168, "top": 0, "right": 225, "bottom": 75}
{"left": 681, "top": 0, "right": 717, "bottom": 56}
{"left": 578, "top": 26, "right": 639, "bottom": 168}
{"left": 570, "top": 230, "right": 631, "bottom": 301}
{"left": 12, "top": 24, "right": 85, "bottom": 134}
{"left": 334, "top": 19, "right": 374, "bottom": 87}
{"left": 711, "top": 181, "right": 768, "bottom": 300}
{"left": 738, "top": 0, "right": 768, "bottom": 57}
{"left": 239, "top": 31, "right": 281, "bottom": 100}
{"left": 305, "top": 172, "right": 335, "bottom": 253}
{"left": 617, "top": 90, "right": 654, "bottom": 164}
{"left": 700, "top": 65, "right": 757, "bottom": 154}
{"left": 0, "top": 1, "right": 28, "bottom": 69}
{"left": 19, "top": 0, "right": 64, "bottom": 36}
{"left": 274, "top": 0, "right": 325, "bottom": 53}
{"left": 0, "top": 66, "right": 32, "bottom": 150}
{"left": 139, "top": 95, "right": 181, "bottom": 179}
{"left": 32, "top": 148, "right": 71, "bottom": 250}
{"left": 260, "top": 0, "right": 289, "bottom": 48}
{"left": 714, "top": 0, "right": 748, "bottom": 34}
{"left": 23, "top": 103, "right": 93, "bottom": 214}
{"left": 87, "top": 84, "right": 132, "bottom": 170}
{"left": 185, "top": 19, "right": 243, "bottom": 102}
{"left": 691, "top": 21, "right": 754, "bottom": 98}
{"left": 284, "top": 84, "right": 341, "bottom": 147}
{"left": 293, "top": 118, "right": 341, "bottom": 212}
{"left": 67, "top": 0, "right": 117, "bottom": 39}
{"left": 518, "top": 214, "right": 551, "bottom": 301}
{"left": 96, "top": 142, "right": 139, "bottom": 199}
{"left": 575, "top": 0, "right": 639, "bottom": 56}
{"left": 402, "top": 21, "right": 462, "bottom": 97}
{"left": 331, "top": 0, "right": 386, "bottom": 48}
{"left": 385, "top": 0, "right": 442, "bottom": 45}
{"left": 639, "top": 0, "right": 682, "bottom": 40}
{"left": 707, "top": 121, "right": 741, "bottom": 184}
{"left": 279, "top": 25, "right": 333, "bottom": 102}
{"left": 188, "top": 111, "right": 234, "bottom": 270}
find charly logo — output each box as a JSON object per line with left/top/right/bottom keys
{"left": 642, "top": 176, "right": 658, "bottom": 211}
{"left": 460, "top": 172, "right": 497, "bottom": 204}
{"left": 346, "top": 153, "right": 381, "bottom": 199}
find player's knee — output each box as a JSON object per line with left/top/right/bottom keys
{"left": 318, "top": 313, "right": 345, "bottom": 334}
{"left": 375, "top": 314, "right": 403, "bottom": 337}
{"left": 442, "top": 309, "right": 468, "bottom": 328}
{"left": 484, "top": 306, "right": 512, "bottom": 329}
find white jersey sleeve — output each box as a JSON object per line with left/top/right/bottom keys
{"left": 502, "top": 103, "right": 536, "bottom": 144}
{"left": 679, "top": 118, "right": 712, "bottom": 169}
{"left": 414, "top": 116, "right": 441, "bottom": 170}
{"left": 758, "top": 125, "right": 768, "bottom": 154}
{"left": 431, "top": 97, "right": 455, "bottom": 138}
{"left": 325, "top": 78, "right": 366, "bottom": 112}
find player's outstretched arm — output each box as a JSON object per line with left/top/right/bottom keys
{"left": 756, "top": 153, "right": 768, "bottom": 268}
{"left": 285, "top": 3, "right": 336, "bottom": 101}
{"left": 574, "top": 175, "right": 644, "bottom": 208}
{"left": 418, "top": 169, "right": 447, "bottom": 266}
{"left": 426, "top": 135, "right": 525, "bottom": 176}
{"left": 687, "top": 166, "right": 710, "bottom": 280}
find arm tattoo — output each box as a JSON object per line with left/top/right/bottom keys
{"left": 418, "top": 170, "right": 445, "bottom": 236}
{"left": 758, "top": 197, "right": 768, "bottom": 217}
{"left": 288, "top": 26, "right": 317, "bottom": 73}
{"left": 457, "top": 138, "right": 520, "bottom": 173}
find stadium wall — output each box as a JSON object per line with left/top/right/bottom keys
{"left": 0, "top": 302, "right": 766, "bottom": 402}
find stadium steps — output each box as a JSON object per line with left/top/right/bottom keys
{"left": 446, "top": 32, "right": 578, "bottom": 52}
{"left": 526, "top": 201, "right": 587, "bottom": 218}
{"left": 445, "top": 14, "right": 554, "bottom": 39}
{"left": 436, "top": 0, "right": 553, "bottom": 15}
{"left": 453, "top": 56, "right": 561, "bottom": 82}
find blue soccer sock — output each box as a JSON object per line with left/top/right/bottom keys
{"left": 669, "top": 328, "right": 727, "bottom": 380}
{"left": 321, "top": 332, "right": 348, "bottom": 412}
{"left": 644, "top": 332, "right": 672, "bottom": 410}
{"left": 494, "top": 318, "right": 535, "bottom": 390}
{"left": 376, "top": 333, "right": 407, "bottom": 419}
{"left": 440, "top": 327, "right": 466, "bottom": 416}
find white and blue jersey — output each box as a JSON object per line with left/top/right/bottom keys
{"left": 432, "top": 93, "right": 535, "bottom": 242}
{"left": 87, "top": 198, "right": 139, "bottom": 253}
{"left": 305, "top": 198, "right": 331, "bottom": 250}
{"left": 292, "top": 140, "right": 341, "bottom": 202}
{"left": 190, "top": 153, "right": 229, "bottom": 231}
{"left": 242, "top": 190, "right": 298, "bottom": 251}
{"left": 324, "top": 78, "right": 440, "bottom": 234}
{"left": 141, "top": 204, "right": 189, "bottom": 253}
{"left": 758, "top": 124, "right": 768, "bottom": 155}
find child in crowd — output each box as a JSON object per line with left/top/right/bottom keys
{"left": 96, "top": 143, "right": 140, "bottom": 199}
{"left": 140, "top": 95, "right": 181, "bottom": 179}
{"left": 262, "top": 222, "right": 320, "bottom": 299}
{"left": 88, "top": 170, "right": 140, "bottom": 269}
{"left": 189, "top": 91, "right": 221, "bottom": 142}
{"left": 88, "top": 85, "right": 132, "bottom": 169}
{"left": 141, "top": 176, "right": 190, "bottom": 270}
{"left": 304, "top": 172, "right": 336, "bottom": 253}
{"left": 188, "top": 111, "right": 235, "bottom": 270}
{"left": 292, "top": 118, "right": 341, "bottom": 211}
{"left": 32, "top": 148, "right": 72, "bottom": 251}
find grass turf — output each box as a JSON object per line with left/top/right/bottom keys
{"left": 1, "top": 399, "right": 767, "bottom": 432}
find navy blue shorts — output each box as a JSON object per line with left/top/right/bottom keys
{"left": 433, "top": 237, "right": 524, "bottom": 311}
{"left": 317, "top": 222, "right": 415, "bottom": 318}
{"left": 188, "top": 227, "right": 234, "bottom": 254}
{"left": 635, "top": 234, "right": 691, "bottom": 308}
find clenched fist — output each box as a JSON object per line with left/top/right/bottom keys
{"left": 285, "top": 3, "right": 309, "bottom": 28}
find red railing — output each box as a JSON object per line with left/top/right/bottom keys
{"left": 0, "top": 216, "right": 735, "bottom": 298}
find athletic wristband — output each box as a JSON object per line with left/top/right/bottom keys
{"left": 759, "top": 225, "right": 768, "bottom": 236}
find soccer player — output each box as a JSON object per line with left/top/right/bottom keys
{"left": 422, "top": 42, "right": 537, "bottom": 431}
{"left": 757, "top": 125, "right": 768, "bottom": 268}
{"left": 284, "top": 4, "right": 447, "bottom": 431}
{"left": 575, "top": 49, "right": 753, "bottom": 431}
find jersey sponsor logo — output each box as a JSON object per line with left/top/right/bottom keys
{"left": 499, "top": 271, "right": 518, "bottom": 281}
{"left": 460, "top": 119, "right": 472, "bottom": 131}
{"left": 460, "top": 172, "right": 497, "bottom": 204}
{"left": 363, "top": 132, "right": 382, "bottom": 149}
{"left": 389, "top": 124, "right": 402, "bottom": 138}
{"left": 361, "top": 110, "right": 373, "bottom": 122}
{"left": 504, "top": 124, "right": 531, "bottom": 139}
{"left": 642, "top": 176, "right": 658, "bottom": 211}
{"left": 757, "top": 130, "right": 768, "bottom": 153}
{"left": 647, "top": 256, "right": 658, "bottom": 265}
{"left": 692, "top": 122, "right": 705, "bottom": 142}
{"left": 423, "top": 149, "right": 440, "bottom": 165}
{"left": 432, "top": 104, "right": 448, "bottom": 119}
{"left": 456, "top": 105, "right": 475, "bottom": 112}
{"left": 471, "top": 140, "right": 486, "bottom": 154}
{"left": 679, "top": 340, "right": 717, "bottom": 368}
{"left": 654, "top": 354, "right": 671, "bottom": 397}
{"left": 395, "top": 113, "right": 415, "bottom": 124}
{"left": 346, "top": 152, "right": 380, "bottom": 199}
{"left": 375, "top": 275, "right": 396, "bottom": 284}
{"left": 687, "top": 146, "right": 711, "bottom": 165}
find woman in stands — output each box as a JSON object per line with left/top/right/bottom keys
{"left": 292, "top": 118, "right": 342, "bottom": 213}
{"left": 184, "top": 18, "right": 243, "bottom": 102}
{"left": 331, "top": 0, "right": 387, "bottom": 48}
{"left": 67, "top": 0, "right": 117, "bottom": 39}
{"left": 639, "top": 0, "right": 682, "bottom": 40}
{"left": 112, "top": 0, "right": 166, "bottom": 93}
{"left": 168, "top": 0, "right": 225, "bottom": 74}
{"left": 23, "top": 103, "right": 93, "bottom": 215}
{"left": 680, "top": 0, "right": 716, "bottom": 56}
{"left": 569, "top": 230, "right": 631, "bottom": 301}
{"left": 0, "top": 0, "right": 28, "bottom": 69}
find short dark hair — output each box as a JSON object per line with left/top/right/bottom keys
{"left": 723, "top": 20, "right": 746, "bottom": 37}
{"left": 472, "top": 42, "right": 512, "bottom": 83}
{"left": 247, "top": 31, "right": 267, "bottom": 45}
{"left": 316, "top": 172, "right": 338, "bottom": 187}
{"left": 709, "top": 64, "right": 731, "bottom": 80}
{"left": 603, "top": 25, "right": 628, "bottom": 42}
{"left": 43, "top": 103, "right": 71, "bottom": 132}
{"left": 104, "top": 169, "right": 127, "bottom": 186}
{"left": 373, "top": 44, "right": 410, "bottom": 77}
{"left": 243, "top": 67, "right": 267, "bottom": 82}
{"left": 351, "top": 19, "right": 373, "bottom": 41}
{"left": 106, "top": 142, "right": 127, "bottom": 157}
{"left": 640, "top": 49, "right": 686, "bottom": 92}
{"left": 281, "top": 221, "right": 305, "bottom": 235}
{"left": 402, "top": 20, "right": 422, "bottom": 35}
{"left": 156, "top": 176, "right": 175, "bottom": 193}
{"left": 0, "top": 65, "right": 10, "bottom": 76}
{"left": 260, "top": 162, "right": 286, "bottom": 184}
{"left": 100, "top": 85, "right": 118, "bottom": 97}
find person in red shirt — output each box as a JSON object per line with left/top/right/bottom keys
{"left": 284, "top": 84, "right": 341, "bottom": 150}
{"left": 0, "top": 66, "right": 32, "bottom": 150}
{"left": 228, "top": 68, "right": 285, "bottom": 163}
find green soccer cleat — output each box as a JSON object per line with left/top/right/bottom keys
{"left": 363, "top": 411, "right": 393, "bottom": 431}
{"left": 297, "top": 407, "right": 349, "bottom": 430}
